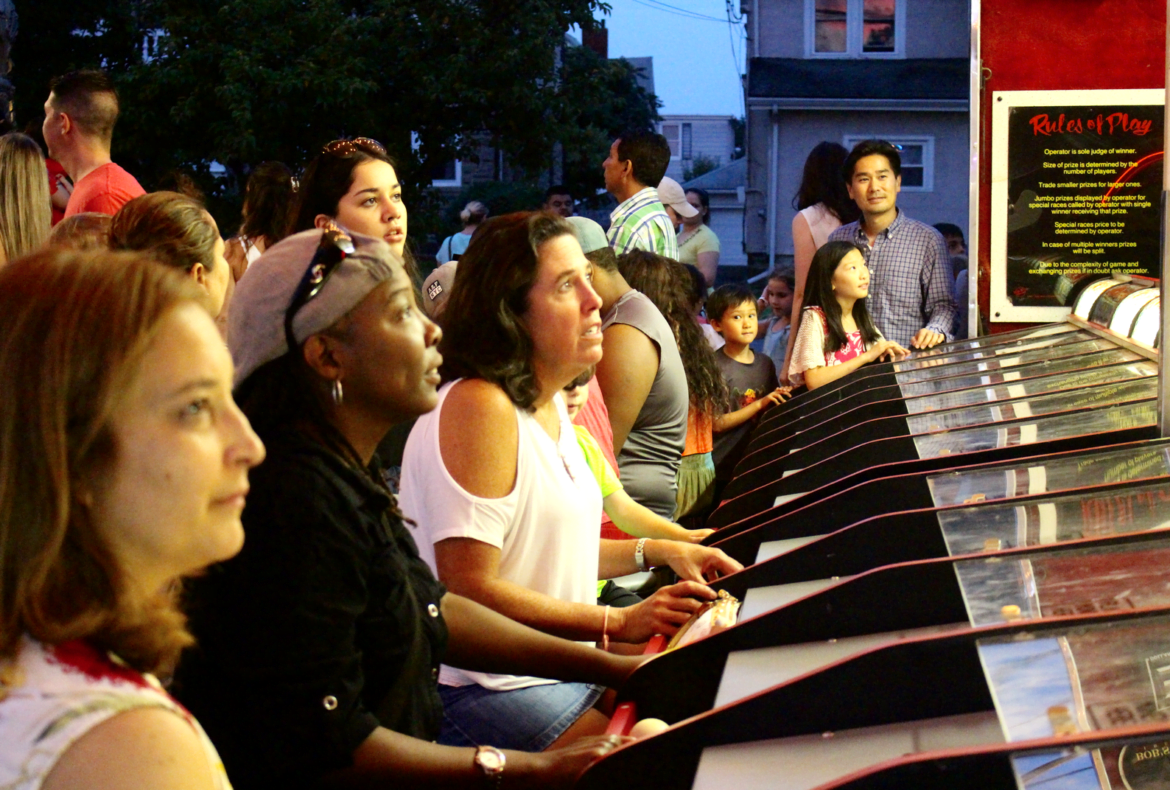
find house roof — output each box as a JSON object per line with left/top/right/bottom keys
{"left": 621, "top": 56, "right": 656, "bottom": 97}
{"left": 682, "top": 157, "right": 746, "bottom": 191}
{"left": 748, "top": 58, "right": 967, "bottom": 101}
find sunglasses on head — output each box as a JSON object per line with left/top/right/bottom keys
{"left": 284, "top": 223, "right": 355, "bottom": 351}
{"left": 321, "top": 137, "right": 387, "bottom": 157}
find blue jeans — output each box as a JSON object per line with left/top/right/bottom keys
{"left": 438, "top": 681, "right": 603, "bottom": 751}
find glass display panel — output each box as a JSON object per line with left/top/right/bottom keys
{"left": 980, "top": 616, "right": 1170, "bottom": 743}
{"left": 940, "top": 481, "right": 1170, "bottom": 556}
{"left": 899, "top": 349, "right": 1140, "bottom": 398}
{"left": 1074, "top": 279, "right": 1124, "bottom": 320}
{"left": 1131, "top": 297, "right": 1161, "bottom": 347}
{"left": 893, "top": 331, "right": 1092, "bottom": 373}
{"left": 1089, "top": 284, "right": 1152, "bottom": 328}
{"left": 927, "top": 441, "right": 1170, "bottom": 509}
{"left": 895, "top": 338, "right": 1119, "bottom": 385}
{"left": 904, "top": 360, "right": 1157, "bottom": 415}
{"left": 912, "top": 322, "right": 1079, "bottom": 359}
{"left": 1109, "top": 289, "right": 1160, "bottom": 337}
{"left": 956, "top": 539, "right": 1170, "bottom": 627}
{"left": 906, "top": 379, "right": 1156, "bottom": 436}
{"left": 912, "top": 400, "right": 1155, "bottom": 460}
{"left": 1011, "top": 737, "right": 1170, "bottom": 790}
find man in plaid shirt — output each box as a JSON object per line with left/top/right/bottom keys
{"left": 829, "top": 139, "right": 957, "bottom": 350}
{"left": 603, "top": 130, "right": 679, "bottom": 259}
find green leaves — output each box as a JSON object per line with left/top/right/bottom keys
{"left": 14, "top": 0, "right": 650, "bottom": 221}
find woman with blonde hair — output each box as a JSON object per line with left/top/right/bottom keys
{"left": 109, "top": 191, "right": 232, "bottom": 319}
{"left": 0, "top": 248, "right": 265, "bottom": 788}
{"left": 436, "top": 200, "right": 488, "bottom": 263}
{"left": 0, "top": 132, "right": 52, "bottom": 263}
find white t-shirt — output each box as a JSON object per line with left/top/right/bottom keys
{"left": 399, "top": 380, "right": 603, "bottom": 691}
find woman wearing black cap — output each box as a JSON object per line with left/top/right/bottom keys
{"left": 175, "top": 226, "right": 635, "bottom": 789}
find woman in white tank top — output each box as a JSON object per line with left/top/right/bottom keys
{"left": 401, "top": 213, "right": 738, "bottom": 751}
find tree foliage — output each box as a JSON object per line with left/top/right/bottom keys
{"left": 12, "top": 0, "right": 658, "bottom": 223}
{"left": 554, "top": 44, "right": 660, "bottom": 202}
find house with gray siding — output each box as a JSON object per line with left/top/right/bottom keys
{"left": 657, "top": 115, "right": 739, "bottom": 182}
{"left": 742, "top": 0, "right": 970, "bottom": 270}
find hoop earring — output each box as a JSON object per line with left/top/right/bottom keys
{"left": 331, "top": 379, "right": 344, "bottom": 406}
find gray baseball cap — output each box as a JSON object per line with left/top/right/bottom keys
{"left": 228, "top": 227, "right": 399, "bottom": 387}
{"left": 567, "top": 216, "right": 609, "bottom": 254}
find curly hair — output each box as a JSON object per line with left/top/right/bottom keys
{"left": 0, "top": 249, "right": 204, "bottom": 675}
{"left": 803, "top": 240, "right": 881, "bottom": 355}
{"left": 617, "top": 250, "right": 726, "bottom": 415}
{"left": 439, "top": 212, "right": 574, "bottom": 411}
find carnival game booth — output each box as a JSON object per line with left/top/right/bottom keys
{"left": 706, "top": 277, "right": 1161, "bottom": 534}
{"left": 580, "top": 276, "right": 1168, "bottom": 789}
{"left": 582, "top": 608, "right": 1170, "bottom": 790}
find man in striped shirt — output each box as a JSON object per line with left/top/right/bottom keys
{"left": 603, "top": 130, "right": 679, "bottom": 259}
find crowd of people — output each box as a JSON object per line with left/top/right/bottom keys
{"left": 0, "top": 67, "right": 962, "bottom": 790}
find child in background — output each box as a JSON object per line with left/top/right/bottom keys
{"left": 564, "top": 369, "right": 712, "bottom": 548}
{"left": 708, "top": 284, "right": 791, "bottom": 488}
{"left": 755, "top": 269, "right": 795, "bottom": 376}
{"left": 788, "top": 241, "right": 910, "bottom": 390}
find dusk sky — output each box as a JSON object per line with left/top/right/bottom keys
{"left": 587, "top": 0, "right": 747, "bottom": 118}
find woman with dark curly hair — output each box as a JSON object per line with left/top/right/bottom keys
{"left": 400, "top": 212, "right": 738, "bottom": 752}
{"left": 616, "top": 249, "right": 725, "bottom": 520}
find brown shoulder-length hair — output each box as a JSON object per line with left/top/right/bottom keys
{"left": 439, "top": 211, "right": 574, "bottom": 410}
{"left": 108, "top": 191, "right": 220, "bottom": 276}
{"left": 0, "top": 249, "right": 204, "bottom": 675}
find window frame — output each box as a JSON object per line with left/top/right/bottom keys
{"left": 842, "top": 134, "right": 934, "bottom": 192}
{"left": 411, "top": 132, "right": 463, "bottom": 188}
{"left": 805, "top": 0, "right": 906, "bottom": 59}
{"left": 660, "top": 122, "right": 682, "bottom": 160}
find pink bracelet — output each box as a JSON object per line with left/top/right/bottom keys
{"left": 601, "top": 605, "right": 611, "bottom": 651}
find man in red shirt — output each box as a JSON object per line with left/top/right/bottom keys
{"left": 42, "top": 70, "right": 145, "bottom": 217}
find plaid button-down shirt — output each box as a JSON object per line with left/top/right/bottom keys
{"left": 607, "top": 187, "right": 679, "bottom": 259}
{"left": 829, "top": 210, "right": 957, "bottom": 348}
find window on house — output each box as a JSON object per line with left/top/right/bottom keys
{"left": 681, "top": 124, "right": 693, "bottom": 160}
{"left": 661, "top": 123, "right": 680, "bottom": 158}
{"left": 814, "top": 0, "right": 847, "bottom": 53}
{"left": 843, "top": 135, "right": 934, "bottom": 191}
{"left": 808, "top": 0, "right": 904, "bottom": 57}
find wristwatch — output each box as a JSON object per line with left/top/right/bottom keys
{"left": 474, "top": 745, "right": 506, "bottom": 787}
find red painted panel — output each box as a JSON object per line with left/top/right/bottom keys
{"left": 978, "top": 0, "right": 1166, "bottom": 332}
